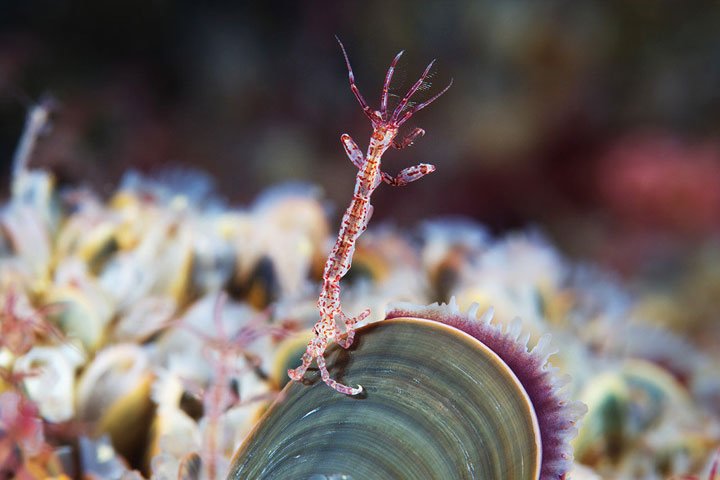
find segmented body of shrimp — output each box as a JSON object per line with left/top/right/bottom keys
{"left": 287, "top": 37, "right": 452, "bottom": 395}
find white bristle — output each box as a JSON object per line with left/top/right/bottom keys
{"left": 552, "top": 373, "right": 571, "bottom": 389}
{"left": 518, "top": 331, "right": 531, "bottom": 349}
{"left": 479, "top": 307, "right": 494, "bottom": 324}
{"left": 531, "top": 333, "right": 557, "bottom": 365}
{"left": 447, "top": 296, "right": 459, "bottom": 314}
{"left": 545, "top": 364, "right": 560, "bottom": 376}
{"left": 466, "top": 302, "right": 480, "bottom": 320}
{"left": 506, "top": 317, "right": 523, "bottom": 341}
{"left": 565, "top": 401, "right": 589, "bottom": 421}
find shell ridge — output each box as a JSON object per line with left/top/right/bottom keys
{"left": 384, "top": 300, "right": 587, "bottom": 479}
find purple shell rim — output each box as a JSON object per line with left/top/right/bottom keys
{"left": 386, "top": 297, "right": 587, "bottom": 480}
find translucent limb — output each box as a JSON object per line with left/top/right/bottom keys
{"left": 396, "top": 78, "right": 453, "bottom": 126}
{"left": 287, "top": 350, "right": 314, "bottom": 381}
{"left": 335, "top": 308, "right": 371, "bottom": 349}
{"left": 381, "top": 50, "right": 404, "bottom": 119}
{"left": 381, "top": 163, "right": 436, "bottom": 186}
{"left": 390, "top": 59, "right": 436, "bottom": 124}
{"left": 392, "top": 127, "right": 425, "bottom": 149}
{"left": 336, "top": 36, "right": 378, "bottom": 123}
{"left": 288, "top": 334, "right": 327, "bottom": 381}
{"left": 316, "top": 355, "right": 363, "bottom": 396}
{"left": 341, "top": 133, "right": 364, "bottom": 169}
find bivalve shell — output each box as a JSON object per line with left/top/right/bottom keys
{"left": 229, "top": 317, "right": 545, "bottom": 479}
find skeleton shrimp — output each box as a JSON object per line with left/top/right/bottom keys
{"left": 288, "top": 37, "right": 452, "bottom": 395}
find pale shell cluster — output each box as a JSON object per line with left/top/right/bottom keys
{"left": 0, "top": 106, "right": 718, "bottom": 479}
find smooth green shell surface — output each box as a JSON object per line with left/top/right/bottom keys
{"left": 229, "top": 318, "right": 540, "bottom": 480}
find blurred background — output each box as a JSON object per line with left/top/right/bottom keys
{"left": 2, "top": 0, "right": 720, "bottom": 281}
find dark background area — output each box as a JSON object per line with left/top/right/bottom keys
{"left": 2, "top": 1, "right": 720, "bottom": 275}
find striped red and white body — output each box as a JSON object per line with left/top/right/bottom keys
{"left": 288, "top": 38, "right": 451, "bottom": 395}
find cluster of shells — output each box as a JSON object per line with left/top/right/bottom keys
{"left": 1, "top": 108, "right": 719, "bottom": 479}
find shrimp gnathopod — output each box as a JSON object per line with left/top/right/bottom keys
{"left": 288, "top": 38, "right": 452, "bottom": 395}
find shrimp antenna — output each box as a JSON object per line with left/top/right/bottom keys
{"left": 335, "top": 36, "right": 377, "bottom": 122}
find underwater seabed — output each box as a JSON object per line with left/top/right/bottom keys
{"left": 1, "top": 115, "right": 719, "bottom": 480}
